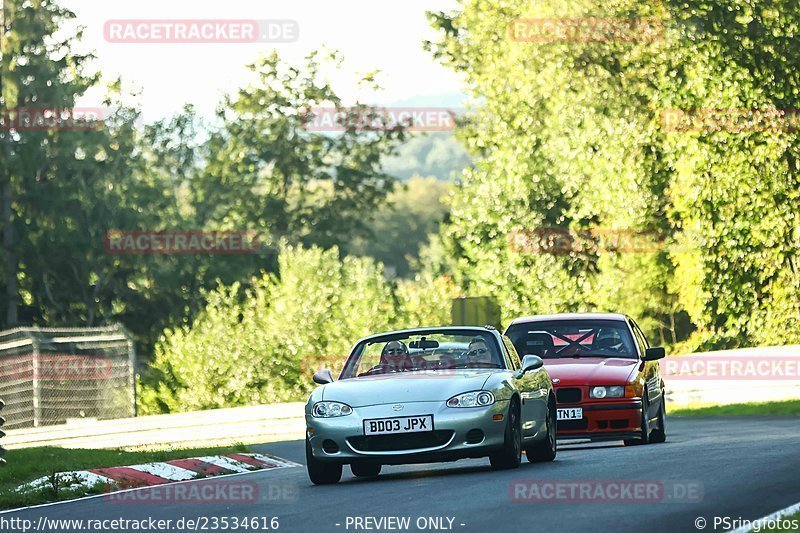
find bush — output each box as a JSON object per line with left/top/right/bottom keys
{"left": 139, "top": 244, "right": 458, "bottom": 414}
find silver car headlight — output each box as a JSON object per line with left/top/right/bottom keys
{"left": 312, "top": 401, "right": 353, "bottom": 418}
{"left": 446, "top": 391, "right": 495, "bottom": 408}
{"left": 589, "top": 386, "right": 625, "bottom": 399}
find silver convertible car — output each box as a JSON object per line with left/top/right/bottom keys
{"left": 305, "top": 326, "right": 557, "bottom": 484}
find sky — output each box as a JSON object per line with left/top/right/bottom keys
{"left": 64, "top": 0, "right": 465, "bottom": 122}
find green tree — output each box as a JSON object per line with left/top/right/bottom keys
{"left": 2, "top": 0, "right": 97, "bottom": 325}
{"left": 141, "top": 244, "right": 458, "bottom": 413}
{"left": 1, "top": 4, "right": 415, "bottom": 362}
{"left": 425, "top": 0, "right": 676, "bottom": 336}
{"left": 658, "top": 0, "right": 800, "bottom": 348}
{"left": 382, "top": 132, "right": 471, "bottom": 181}
{"left": 425, "top": 0, "right": 800, "bottom": 349}
{"left": 129, "top": 52, "right": 414, "bottom": 355}
{"left": 345, "top": 177, "right": 451, "bottom": 277}
{"left": 195, "top": 51, "right": 407, "bottom": 251}
{"left": 0, "top": 0, "right": 159, "bottom": 330}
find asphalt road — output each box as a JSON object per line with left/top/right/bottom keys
{"left": 5, "top": 416, "right": 800, "bottom": 533}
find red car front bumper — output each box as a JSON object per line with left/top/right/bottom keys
{"left": 555, "top": 393, "right": 643, "bottom": 441}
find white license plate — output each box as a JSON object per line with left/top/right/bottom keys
{"left": 363, "top": 415, "right": 434, "bottom": 436}
{"left": 556, "top": 408, "right": 583, "bottom": 420}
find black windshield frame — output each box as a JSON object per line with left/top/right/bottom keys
{"left": 340, "top": 328, "right": 507, "bottom": 379}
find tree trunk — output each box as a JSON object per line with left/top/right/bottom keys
{"left": 1, "top": 0, "right": 18, "bottom": 327}
{"left": 1, "top": 175, "right": 16, "bottom": 327}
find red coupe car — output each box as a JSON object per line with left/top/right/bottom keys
{"left": 505, "top": 313, "right": 666, "bottom": 445}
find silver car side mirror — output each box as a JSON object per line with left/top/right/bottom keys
{"left": 313, "top": 369, "right": 334, "bottom": 384}
{"left": 520, "top": 354, "right": 544, "bottom": 374}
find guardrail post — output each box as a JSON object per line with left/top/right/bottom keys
{"left": 32, "top": 335, "right": 40, "bottom": 427}
{"left": 130, "top": 337, "right": 137, "bottom": 417}
{"left": 116, "top": 323, "right": 137, "bottom": 417}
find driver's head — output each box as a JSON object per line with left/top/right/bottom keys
{"left": 381, "top": 340, "right": 408, "bottom": 369}
{"left": 467, "top": 337, "right": 492, "bottom": 364}
{"left": 596, "top": 330, "right": 622, "bottom": 350}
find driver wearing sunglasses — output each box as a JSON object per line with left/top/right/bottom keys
{"left": 466, "top": 337, "right": 495, "bottom": 367}
{"left": 379, "top": 340, "right": 411, "bottom": 372}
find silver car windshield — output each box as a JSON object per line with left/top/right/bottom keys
{"left": 340, "top": 331, "right": 503, "bottom": 379}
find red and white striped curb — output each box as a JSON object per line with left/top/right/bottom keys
{"left": 17, "top": 453, "right": 300, "bottom": 494}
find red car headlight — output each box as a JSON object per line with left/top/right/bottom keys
{"left": 589, "top": 386, "right": 625, "bottom": 399}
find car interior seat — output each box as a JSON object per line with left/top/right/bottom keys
{"left": 520, "top": 332, "right": 555, "bottom": 358}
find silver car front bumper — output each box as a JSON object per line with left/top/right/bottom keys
{"left": 307, "top": 400, "right": 514, "bottom": 464}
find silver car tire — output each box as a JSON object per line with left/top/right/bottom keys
{"left": 489, "top": 398, "right": 522, "bottom": 470}
{"left": 306, "top": 437, "right": 343, "bottom": 485}
{"left": 526, "top": 394, "right": 557, "bottom": 462}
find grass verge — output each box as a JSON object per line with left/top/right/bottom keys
{"left": 670, "top": 399, "right": 800, "bottom": 417}
{"left": 0, "top": 443, "right": 250, "bottom": 511}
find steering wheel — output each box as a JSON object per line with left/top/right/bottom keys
{"left": 599, "top": 341, "right": 624, "bottom": 353}
{"left": 359, "top": 363, "right": 392, "bottom": 376}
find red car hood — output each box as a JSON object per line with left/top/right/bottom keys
{"left": 544, "top": 357, "right": 640, "bottom": 385}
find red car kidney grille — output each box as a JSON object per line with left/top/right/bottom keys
{"left": 556, "top": 387, "right": 582, "bottom": 404}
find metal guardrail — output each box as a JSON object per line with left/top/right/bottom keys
{"left": 4, "top": 402, "right": 306, "bottom": 450}
{"left": 0, "top": 326, "right": 136, "bottom": 429}
{"left": 4, "top": 346, "right": 798, "bottom": 451}
{"left": 0, "top": 398, "right": 6, "bottom": 465}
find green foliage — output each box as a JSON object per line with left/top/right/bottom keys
{"left": 2, "top": 0, "right": 455, "bottom": 413}
{"left": 657, "top": 0, "right": 800, "bottom": 348}
{"left": 425, "top": 0, "right": 800, "bottom": 350}
{"left": 394, "top": 272, "right": 460, "bottom": 329}
{"left": 1, "top": 1, "right": 411, "bottom": 359}
{"left": 345, "top": 177, "right": 451, "bottom": 277}
{"left": 382, "top": 132, "right": 471, "bottom": 181}
{"left": 197, "top": 51, "right": 407, "bottom": 251}
{"left": 140, "top": 244, "right": 459, "bottom": 414}
{"left": 8, "top": 0, "right": 800, "bottom": 415}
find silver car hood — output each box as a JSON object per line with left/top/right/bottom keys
{"left": 322, "top": 370, "right": 496, "bottom": 407}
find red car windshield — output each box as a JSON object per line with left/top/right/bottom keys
{"left": 505, "top": 320, "right": 637, "bottom": 359}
